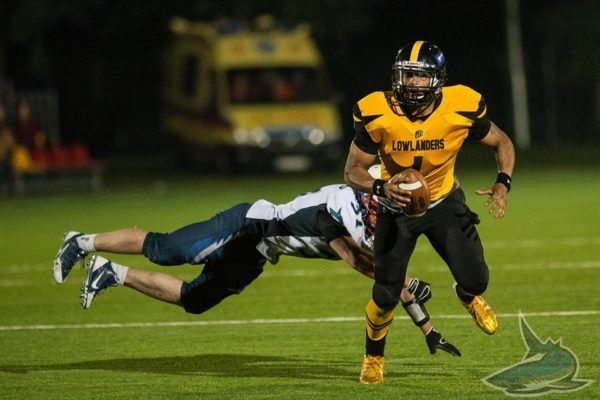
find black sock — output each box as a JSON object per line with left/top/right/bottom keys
{"left": 456, "top": 286, "right": 474, "bottom": 303}
{"left": 365, "top": 332, "right": 387, "bottom": 356}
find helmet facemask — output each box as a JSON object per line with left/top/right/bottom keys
{"left": 392, "top": 61, "right": 446, "bottom": 107}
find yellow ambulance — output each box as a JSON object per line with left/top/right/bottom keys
{"left": 163, "top": 15, "right": 343, "bottom": 172}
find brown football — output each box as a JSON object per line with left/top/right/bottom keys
{"left": 398, "top": 169, "right": 431, "bottom": 217}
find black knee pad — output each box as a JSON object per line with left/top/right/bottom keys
{"left": 372, "top": 282, "right": 402, "bottom": 311}
{"left": 462, "top": 280, "right": 488, "bottom": 296}
{"left": 180, "top": 274, "right": 236, "bottom": 314}
{"left": 179, "top": 263, "right": 264, "bottom": 315}
{"left": 458, "top": 262, "right": 489, "bottom": 296}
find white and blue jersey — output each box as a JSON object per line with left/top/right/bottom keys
{"left": 248, "top": 184, "right": 368, "bottom": 264}
{"left": 143, "top": 184, "right": 368, "bottom": 268}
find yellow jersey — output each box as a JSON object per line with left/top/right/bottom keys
{"left": 353, "top": 85, "right": 491, "bottom": 201}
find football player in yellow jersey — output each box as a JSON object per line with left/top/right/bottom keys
{"left": 343, "top": 40, "right": 515, "bottom": 384}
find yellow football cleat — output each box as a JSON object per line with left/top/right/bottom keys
{"left": 453, "top": 283, "right": 497, "bottom": 335}
{"left": 462, "top": 295, "right": 498, "bottom": 335}
{"left": 359, "top": 355, "right": 384, "bottom": 384}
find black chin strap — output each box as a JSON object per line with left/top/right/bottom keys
{"left": 397, "top": 92, "right": 443, "bottom": 121}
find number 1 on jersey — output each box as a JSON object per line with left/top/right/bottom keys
{"left": 411, "top": 156, "right": 423, "bottom": 171}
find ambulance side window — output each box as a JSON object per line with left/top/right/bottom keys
{"left": 206, "top": 70, "right": 218, "bottom": 113}
{"left": 182, "top": 55, "right": 198, "bottom": 98}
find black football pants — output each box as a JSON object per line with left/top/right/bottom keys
{"left": 372, "top": 188, "right": 489, "bottom": 310}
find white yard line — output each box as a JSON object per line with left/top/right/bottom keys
{"left": 0, "top": 310, "right": 598, "bottom": 331}
{"left": 0, "top": 259, "right": 599, "bottom": 284}
{"left": 264, "top": 260, "right": 600, "bottom": 277}
{"left": 498, "top": 261, "right": 600, "bottom": 270}
{"left": 2, "top": 264, "right": 48, "bottom": 274}
{"left": 0, "top": 279, "right": 32, "bottom": 287}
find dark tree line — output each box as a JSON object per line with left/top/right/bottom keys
{"left": 1, "top": 0, "right": 598, "bottom": 155}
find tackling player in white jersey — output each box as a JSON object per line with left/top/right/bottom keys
{"left": 53, "top": 182, "right": 459, "bottom": 356}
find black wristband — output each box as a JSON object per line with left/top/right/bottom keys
{"left": 496, "top": 172, "right": 512, "bottom": 192}
{"left": 372, "top": 179, "right": 387, "bottom": 198}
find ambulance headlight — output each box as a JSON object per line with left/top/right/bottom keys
{"left": 307, "top": 128, "right": 325, "bottom": 145}
{"left": 233, "top": 128, "right": 250, "bottom": 144}
{"left": 251, "top": 127, "right": 270, "bottom": 148}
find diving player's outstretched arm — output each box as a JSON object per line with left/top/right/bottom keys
{"left": 330, "top": 235, "right": 374, "bottom": 278}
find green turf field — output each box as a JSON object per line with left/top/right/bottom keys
{"left": 0, "top": 166, "right": 598, "bottom": 399}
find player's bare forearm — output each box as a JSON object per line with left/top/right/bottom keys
{"left": 493, "top": 124, "right": 515, "bottom": 176}
{"left": 344, "top": 142, "right": 412, "bottom": 206}
{"left": 481, "top": 122, "right": 515, "bottom": 176}
{"left": 343, "top": 142, "right": 377, "bottom": 193}
{"left": 476, "top": 122, "right": 516, "bottom": 219}
{"left": 352, "top": 251, "right": 375, "bottom": 278}
{"left": 330, "top": 236, "right": 374, "bottom": 278}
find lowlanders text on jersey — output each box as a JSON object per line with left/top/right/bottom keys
{"left": 392, "top": 139, "right": 445, "bottom": 151}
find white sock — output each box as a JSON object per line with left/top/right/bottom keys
{"left": 110, "top": 261, "right": 129, "bottom": 286}
{"left": 76, "top": 234, "right": 97, "bottom": 253}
